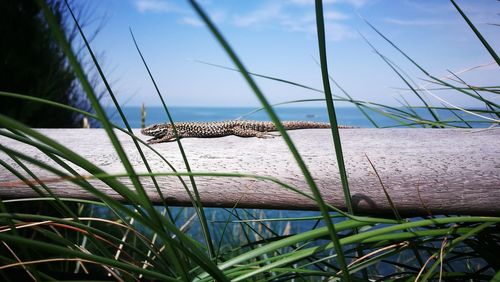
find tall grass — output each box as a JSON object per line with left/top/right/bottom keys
{"left": 0, "top": 0, "right": 498, "bottom": 281}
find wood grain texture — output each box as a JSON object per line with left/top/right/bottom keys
{"left": 0, "top": 128, "right": 499, "bottom": 216}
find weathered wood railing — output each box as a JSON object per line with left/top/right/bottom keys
{"left": 1, "top": 128, "right": 499, "bottom": 216}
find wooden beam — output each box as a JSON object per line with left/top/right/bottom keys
{"left": 1, "top": 128, "right": 499, "bottom": 216}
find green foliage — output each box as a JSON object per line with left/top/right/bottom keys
{"left": 0, "top": 0, "right": 92, "bottom": 128}
{"left": 0, "top": 0, "right": 498, "bottom": 281}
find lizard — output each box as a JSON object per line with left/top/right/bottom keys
{"left": 141, "top": 120, "right": 353, "bottom": 143}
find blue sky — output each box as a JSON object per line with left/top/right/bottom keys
{"left": 82, "top": 0, "right": 499, "bottom": 108}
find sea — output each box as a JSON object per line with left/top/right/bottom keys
{"left": 106, "top": 105, "right": 487, "bottom": 129}
{"left": 106, "top": 106, "right": 458, "bottom": 128}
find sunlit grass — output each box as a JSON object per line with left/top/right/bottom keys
{"left": 0, "top": 0, "right": 498, "bottom": 280}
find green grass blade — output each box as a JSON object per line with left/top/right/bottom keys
{"left": 364, "top": 154, "right": 401, "bottom": 220}
{"left": 214, "top": 203, "right": 239, "bottom": 263}
{"left": 0, "top": 115, "right": 142, "bottom": 207}
{"left": 0, "top": 212, "right": 168, "bottom": 271}
{"left": 37, "top": 0, "right": 143, "bottom": 201}
{"left": 450, "top": 0, "right": 500, "bottom": 67}
{"left": 196, "top": 60, "right": 381, "bottom": 127}
{"left": 193, "top": 60, "right": 426, "bottom": 129}
{"left": 57, "top": 1, "right": 176, "bottom": 239}
{"left": 446, "top": 104, "right": 473, "bottom": 128}
{"left": 314, "top": 2, "right": 353, "bottom": 279}
{"left": 421, "top": 76, "right": 500, "bottom": 113}
{"left": 0, "top": 144, "right": 170, "bottom": 266}
{"left": 68, "top": 171, "right": 400, "bottom": 224}
{"left": 0, "top": 90, "right": 195, "bottom": 199}
{"left": 239, "top": 97, "right": 422, "bottom": 127}
{"left": 0, "top": 144, "right": 228, "bottom": 280}
{"left": 129, "top": 28, "right": 216, "bottom": 259}
{"left": 0, "top": 116, "right": 228, "bottom": 280}
{"left": 0, "top": 231, "right": 176, "bottom": 281}
{"left": 310, "top": 56, "right": 380, "bottom": 128}
{"left": 227, "top": 217, "right": 500, "bottom": 281}
{"left": 420, "top": 222, "right": 496, "bottom": 281}
{"left": 187, "top": 0, "right": 349, "bottom": 277}
{"left": 195, "top": 220, "right": 369, "bottom": 280}
{"left": 363, "top": 17, "right": 500, "bottom": 126}
{"left": 0, "top": 154, "right": 77, "bottom": 218}
{"left": 358, "top": 32, "right": 440, "bottom": 125}
{"left": 35, "top": 6, "right": 184, "bottom": 272}
{"left": 446, "top": 70, "right": 500, "bottom": 119}
{"left": 315, "top": 0, "right": 353, "bottom": 217}
{"left": 361, "top": 17, "right": 429, "bottom": 76}
{"left": 194, "top": 59, "right": 324, "bottom": 93}
{"left": 493, "top": 270, "right": 500, "bottom": 281}
{"left": 329, "top": 75, "right": 380, "bottom": 128}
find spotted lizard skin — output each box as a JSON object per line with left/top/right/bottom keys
{"left": 141, "top": 120, "right": 353, "bottom": 143}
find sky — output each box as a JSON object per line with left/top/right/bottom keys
{"left": 79, "top": 0, "right": 499, "bottom": 108}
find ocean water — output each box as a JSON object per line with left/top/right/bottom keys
{"left": 108, "top": 106, "right": 389, "bottom": 128}
{"left": 106, "top": 106, "right": 479, "bottom": 128}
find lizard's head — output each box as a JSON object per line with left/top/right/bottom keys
{"left": 141, "top": 123, "right": 171, "bottom": 136}
{"left": 141, "top": 124, "right": 175, "bottom": 143}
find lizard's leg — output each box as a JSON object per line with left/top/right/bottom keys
{"left": 232, "top": 127, "right": 276, "bottom": 139}
{"left": 147, "top": 133, "right": 176, "bottom": 144}
{"left": 266, "top": 132, "right": 281, "bottom": 137}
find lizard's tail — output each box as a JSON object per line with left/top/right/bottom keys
{"left": 281, "top": 121, "right": 332, "bottom": 129}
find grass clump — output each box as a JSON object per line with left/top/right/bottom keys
{"left": 0, "top": 0, "right": 498, "bottom": 281}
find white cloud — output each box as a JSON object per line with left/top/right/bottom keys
{"left": 178, "top": 10, "right": 227, "bottom": 27}
{"left": 401, "top": 1, "right": 452, "bottom": 15}
{"left": 325, "top": 11, "right": 350, "bottom": 20}
{"left": 179, "top": 17, "right": 203, "bottom": 27}
{"left": 132, "top": 0, "right": 355, "bottom": 41}
{"left": 281, "top": 20, "right": 354, "bottom": 41}
{"left": 384, "top": 18, "right": 451, "bottom": 26}
{"left": 288, "top": 0, "right": 313, "bottom": 5}
{"left": 233, "top": 4, "right": 284, "bottom": 27}
{"left": 289, "top": 0, "right": 368, "bottom": 8}
{"left": 325, "top": 23, "right": 355, "bottom": 41}
{"left": 232, "top": 3, "right": 354, "bottom": 41}
{"left": 209, "top": 10, "right": 228, "bottom": 24}
{"left": 133, "top": 0, "right": 180, "bottom": 13}
{"left": 339, "top": 0, "right": 368, "bottom": 8}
